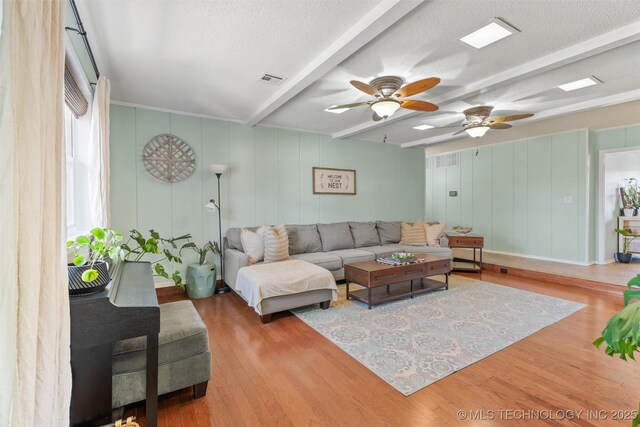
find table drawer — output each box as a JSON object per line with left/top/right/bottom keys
{"left": 426, "top": 259, "right": 451, "bottom": 275}
{"left": 448, "top": 236, "right": 484, "bottom": 247}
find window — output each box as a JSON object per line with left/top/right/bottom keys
{"left": 64, "top": 104, "right": 91, "bottom": 238}
{"left": 65, "top": 106, "right": 76, "bottom": 229}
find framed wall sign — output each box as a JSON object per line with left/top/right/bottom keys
{"left": 313, "top": 167, "right": 356, "bottom": 195}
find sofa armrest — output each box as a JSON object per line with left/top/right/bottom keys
{"left": 224, "top": 248, "right": 249, "bottom": 290}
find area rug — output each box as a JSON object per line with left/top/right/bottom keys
{"left": 292, "top": 276, "right": 586, "bottom": 396}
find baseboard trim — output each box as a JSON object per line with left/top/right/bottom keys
{"left": 480, "top": 249, "right": 594, "bottom": 266}
{"left": 155, "top": 279, "right": 225, "bottom": 298}
{"left": 482, "top": 262, "right": 625, "bottom": 296}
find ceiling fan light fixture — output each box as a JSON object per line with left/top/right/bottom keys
{"left": 371, "top": 100, "right": 401, "bottom": 118}
{"left": 465, "top": 125, "right": 491, "bottom": 138}
{"left": 460, "top": 18, "right": 519, "bottom": 49}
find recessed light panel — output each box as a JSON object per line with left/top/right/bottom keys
{"left": 557, "top": 76, "right": 602, "bottom": 92}
{"left": 460, "top": 19, "right": 519, "bottom": 49}
{"left": 413, "top": 124, "right": 434, "bottom": 130}
{"left": 324, "top": 106, "right": 348, "bottom": 114}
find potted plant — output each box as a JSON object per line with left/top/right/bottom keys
{"left": 180, "top": 241, "right": 221, "bottom": 298}
{"left": 615, "top": 228, "right": 637, "bottom": 263}
{"left": 120, "top": 229, "right": 191, "bottom": 288}
{"left": 593, "top": 274, "right": 640, "bottom": 427}
{"left": 623, "top": 178, "right": 639, "bottom": 217}
{"left": 67, "top": 228, "right": 125, "bottom": 295}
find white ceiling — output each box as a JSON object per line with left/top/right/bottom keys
{"left": 76, "top": 0, "right": 640, "bottom": 147}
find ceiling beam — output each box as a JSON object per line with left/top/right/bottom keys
{"left": 400, "top": 89, "right": 640, "bottom": 148}
{"left": 332, "top": 20, "right": 640, "bottom": 140}
{"left": 243, "top": 0, "right": 424, "bottom": 127}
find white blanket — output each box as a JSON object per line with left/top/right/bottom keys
{"left": 236, "top": 260, "right": 338, "bottom": 314}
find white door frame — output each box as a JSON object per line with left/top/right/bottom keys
{"left": 596, "top": 146, "right": 640, "bottom": 264}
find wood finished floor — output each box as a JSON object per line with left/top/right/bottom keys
{"left": 125, "top": 271, "right": 640, "bottom": 426}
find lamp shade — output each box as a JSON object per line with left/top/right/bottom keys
{"left": 465, "top": 125, "right": 490, "bottom": 138}
{"left": 371, "top": 100, "right": 401, "bottom": 118}
{"left": 209, "top": 164, "right": 228, "bottom": 175}
{"left": 204, "top": 200, "right": 218, "bottom": 212}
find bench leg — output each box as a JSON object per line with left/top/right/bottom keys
{"left": 319, "top": 300, "right": 330, "bottom": 309}
{"left": 193, "top": 381, "right": 208, "bottom": 399}
{"left": 260, "top": 313, "right": 272, "bottom": 324}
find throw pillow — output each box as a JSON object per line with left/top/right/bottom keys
{"left": 241, "top": 226, "right": 267, "bottom": 264}
{"left": 400, "top": 220, "right": 427, "bottom": 246}
{"left": 376, "top": 221, "right": 402, "bottom": 245}
{"left": 349, "top": 222, "right": 380, "bottom": 247}
{"left": 317, "top": 222, "right": 354, "bottom": 251}
{"left": 425, "top": 222, "right": 446, "bottom": 246}
{"left": 263, "top": 225, "right": 290, "bottom": 263}
{"left": 286, "top": 224, "right": 322, "bottom": 255}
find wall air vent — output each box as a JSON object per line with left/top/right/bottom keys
{"left": 426, "top": 153, "right": 459, "bottom": 169}
{"left": 259, "top": 73, "right": 285, "bottom": 86}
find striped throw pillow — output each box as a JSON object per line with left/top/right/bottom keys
{"left": 400, "top": 221, "right": 427, "bottom": 246}
{"left": 263, "top": 225, "right": 289, "bottom": 263}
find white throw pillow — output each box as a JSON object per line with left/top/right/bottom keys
{"left": 400, "top": 220, "right": 427, "bottom": 246}
{"left": 263, "top": 225, "right": 289, "bottom": 263}
{"left": 241, "top": 226, "right": 267, "bottom": 264}
{"left": 425, "top": 223, "right": 445, "bottom": 246}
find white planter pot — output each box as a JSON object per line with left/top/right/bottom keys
{"left": 623, "top": 208, "right": 635, "bottom": 217}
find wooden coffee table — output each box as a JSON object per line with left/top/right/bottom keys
{"left": 344, "top": 253, "right": 451, "bottom": 309}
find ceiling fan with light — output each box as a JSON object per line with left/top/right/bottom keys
{"left": 453, "top": 106, "right": 534, "bottom": 138}
{"left": 327, "top": 75, "right": 440, "bottom": 121}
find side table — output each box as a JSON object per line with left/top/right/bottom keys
{"left": 446, "top": 233, "right": 483, "bottom": 272}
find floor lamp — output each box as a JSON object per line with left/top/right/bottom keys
{"left": 206, "top": 164, "right": 230, "bottom": 294}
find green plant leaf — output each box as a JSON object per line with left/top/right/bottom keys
{"left": 81, "top": 269, "right": 99, "bottom": 283}
{"left": 150, "top": 229, "right": 160, "bottom": 240}
{"left": 625, "top": 290, "right": 640, "bottom": 306}
{"left": 154, "top": 263, "right": 168, "bottom": 279}
{"left": 66, "top": 240, "right": 74, "bottom": 247}
{"left": 75, "top": 235, "right": 90, "bottom": 245}
{"left": 172, "top": 271, "right": 184, "bottom": 289}
{"left": 90, "top": 240, "right": 104, "bottom": 252}
{"left": 73, "top": 255, "right": 85, "bottom": 266}
{"left": 91, "top": 227, "right": 106, "bottom": 240}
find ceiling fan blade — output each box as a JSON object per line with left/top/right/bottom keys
{"left": 400, "top": 100, "right": 439, "bottom": 112}
{"left": 393, "top": 77, "right": 440, "bottom": 98}
{"left": 350, "top": 80, "right": 381, "bottom": 97}
{"left": 489, "top": 122, "right": 512, "bottom": 130}
{"left": 327, "top": 101, "right": 371, "bottom": 110}
{"left": 491, "top": 113, "right": 534, "bottom": 123}
{"left": 452, "top": 128, "right": 467, "bottom": 136}
{"left": 372, "top": 112, "right": 383, "bottom": 121}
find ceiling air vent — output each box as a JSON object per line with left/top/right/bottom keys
{"left": 259, "top": 73, "right": 285, "bottom": 86}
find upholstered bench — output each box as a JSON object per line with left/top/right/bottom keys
{"left": 111, "top": 300, "right": 212, "bottom": 410}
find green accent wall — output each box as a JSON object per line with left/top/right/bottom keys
{"left": 426, "top": 124, "right": 640, "bottom": 264}
{"left": 426, "top": 130, "right": 589, "bottom": 263}
{"left": 110, "top": 104, "right": 425, "bottom": 280}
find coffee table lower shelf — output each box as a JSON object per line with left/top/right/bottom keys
{"left": 347, "top": 277, "right": 448, "bottom": 309}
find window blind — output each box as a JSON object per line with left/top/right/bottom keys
{"left": 64, "top": 63, "right": 88, "bottom": 118}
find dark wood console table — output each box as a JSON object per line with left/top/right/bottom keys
{"left": 69, "top": 261, "right": 160, "bottom": 426}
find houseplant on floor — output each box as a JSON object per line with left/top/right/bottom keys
{"left": 67, "top": 228, "right": 125, "bottom": 295}
{"left": 121, "top": 229, "right": 191, "bottom": 288}
{"left": 180, "top": 241, "right": 221, "bottom": 298}
{"left": 615, "top": 228, "right": 637, "bottom": 263}
{"left": 593, "top": 274, "right": 640, "bottom": 427}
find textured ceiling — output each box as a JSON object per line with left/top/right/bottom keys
{"left": 77, "top": 0, "right": 640, "bottom": 146}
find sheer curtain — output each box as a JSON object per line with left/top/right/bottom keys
{"left": 1, "top": 0, "right": 72, "bottom": 425}
{"left": 88, "top": 75, "right": 111, "bottom": 228}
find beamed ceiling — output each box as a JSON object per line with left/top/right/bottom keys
{"left": 76, "top": 0, "right": 640, "bottom": 147}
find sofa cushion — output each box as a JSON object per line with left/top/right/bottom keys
{"left": 113, "top": 301, "right": 209, "bottom": 374}
{"left": 349, "top": 222, "right": 380, "bottom": 247}
{"left": 227, "top": 226, "right": 258, "bottom": 251}
{"left": 290, "top": 252, "right": 342, "bottom": 271}
{"left": 241, "top": 226, "right": 267, "bottom": 264}
{"left": 376, "top": 221, "right": 401, "bottom": 245}
{"left": 398, "top": 245, "right": 453, "bottom": 258}
{"left": 330, "top": 248, "right": 376, "bottom": 265}
{"left": 286, "top": 224, "right": 322, "bottom": 255}
{"left": 359, "top": 245, "right": 402, "bottom": 258}
{"left": 317, "top": 222, "right": 354, "bottom": 251}
{"left": 400, "top": 221, "right": 427, "bottom": 246}
{"left": 263, "top": 225, "right": 289, "bottom": 263}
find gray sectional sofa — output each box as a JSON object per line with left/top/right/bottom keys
{"left": 224, "top": 220, "right": 452, "bottom": 289}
